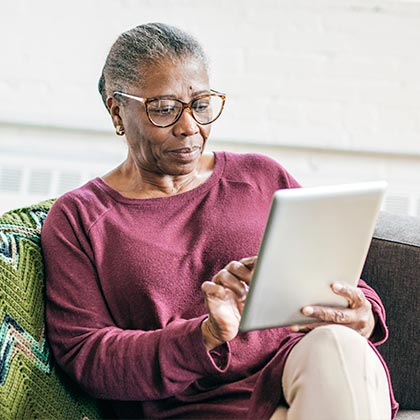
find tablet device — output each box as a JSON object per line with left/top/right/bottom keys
{"left": 239, "top": 180, "right": 387, "bottom": 332}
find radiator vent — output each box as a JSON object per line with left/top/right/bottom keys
{"left": 1, "top": 164, "right": 419, "bottom": 218}
{"left": 56, "top": 172, "right": 83, "bottom": 195}
{"left": 383, "top": 194, "right": 410, "bottom": 216}
{"left": 0, "top": 167, "right": 24, "bottom": 193}
{"left": 0, "top": 166, "right": 89, "bottom": 198}
{"left": 28, "top": 169, "right": 51, "bottom": 195}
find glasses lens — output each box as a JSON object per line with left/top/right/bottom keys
{"left": 191, "top": 94, "right": 224, "bottom": 124}
{"left": 147, "top": 99, "right": 182, "bottom": 127}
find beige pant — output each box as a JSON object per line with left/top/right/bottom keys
{"left": 270, "top": 325, "right": 391, "bottom": 420}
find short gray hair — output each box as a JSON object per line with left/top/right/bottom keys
{"left": 98, "top": 23, "right": 209, "bottom": 108}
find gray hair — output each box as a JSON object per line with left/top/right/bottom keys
{"left": 98, "top": 23, "right": 209, "bottom": 108}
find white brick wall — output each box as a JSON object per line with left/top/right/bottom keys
{"left": 1, "top": 0, "right": 420, "bottom": 215}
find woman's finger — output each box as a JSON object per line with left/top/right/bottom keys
{"left": 290, "top": 321, "right": 326, "bottom": 333}
{"left": 239, "top": 256, "right": 257, "bottom": 270}
{"left": 211, "top": 268, "right": 248, "bottom": 300}
{"left": 331, "top": 283, "right": 366, "bottom": 309}
{"left": 301, "top": 305, "right": 353, "bottom": 324}
{"left": 201, "top": 281, "right": 226, "bottom": 300}
{"left": 225, "top": 260, "right": 254, "bottom": 285}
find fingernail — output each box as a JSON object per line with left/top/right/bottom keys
{"left": 303, "top": 306, "right": 313, "bottom": 316}
{"left": 333, "top": 283, "right": 343, "bottom": 291}
{"left": 290, "top": 325, "right": 300, "bottom": 332}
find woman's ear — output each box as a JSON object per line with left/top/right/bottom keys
{"left": 107, "top": 96, "right": 123, "bottom": 129}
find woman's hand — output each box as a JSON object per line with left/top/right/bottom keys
{"left": 201, "top": 256, "right": 257, "bottom": 350}
{"left": 290, "top": 282, "right": 376, "bottom": 339}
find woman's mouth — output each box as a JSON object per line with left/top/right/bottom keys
{"left": 167, "top": 146, "right": 201, "bottom": 161}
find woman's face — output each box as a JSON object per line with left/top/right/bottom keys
{"left": 113, "top": 57, "right": 212, "bottom": 177}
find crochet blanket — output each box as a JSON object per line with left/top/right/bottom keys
{"left": 0, "top": 200, "right": 101, "bottom": 420}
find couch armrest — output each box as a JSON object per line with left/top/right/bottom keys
{"left": 0, "top": 201, "right": 101, "bottom": 419}
{"left": 362, "top": 212, "right": 420, "bottom": 410}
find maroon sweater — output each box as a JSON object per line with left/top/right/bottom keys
{"left": 42, "top": 151, "right": 398, "bottom": 419}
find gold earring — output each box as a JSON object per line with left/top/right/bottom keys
{"left": 115, "top": 125, "right": 125, "bottom": 136}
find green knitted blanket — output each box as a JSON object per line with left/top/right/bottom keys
{"left": 0, "top": 200, "right": 101, "bottom": 420}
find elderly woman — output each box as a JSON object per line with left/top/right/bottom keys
{"left": 42, "top": 23, "right": 398, "bottom": 419}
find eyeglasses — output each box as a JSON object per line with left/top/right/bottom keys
{"left": 113, "top": 89, "right": 226, "bottom": 128}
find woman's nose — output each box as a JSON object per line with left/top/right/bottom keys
{"left": 173, "top": 108, "right": 200, "bottom": 137}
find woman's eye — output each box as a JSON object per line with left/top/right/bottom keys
{"left": 153, "top": 107, "right": 175, "bottom": 115}
{"left": 149, "top": 100, "right": 178, "bottom": 115}
{"left": 193, "top": 100, "right": 211, "bottom": 112}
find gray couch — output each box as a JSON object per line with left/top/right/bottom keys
{"left": 362, "top": 212, "right": 420, "bottom": 419}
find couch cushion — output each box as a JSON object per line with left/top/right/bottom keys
{"left": 0, "top": 201, "right": 101, "bottom": 419}
{"left": 395, "top": 410, "right": 420, "bottom": 420}
{"left": 362, "top": 212, "right": 420, "bottom": 411}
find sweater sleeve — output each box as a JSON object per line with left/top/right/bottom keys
{"left": 357, "top": 279, "right": 389, "bottom": 345}
{"left": 42, "top": 199, "right": 230, "bottom": 401}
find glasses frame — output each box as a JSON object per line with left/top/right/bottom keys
{"left": 113, "top": 89, "right": 226, "bottom": 128}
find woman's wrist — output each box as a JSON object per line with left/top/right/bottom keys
{"left": 201, "top": 318, "right": 224, "bottom": 351}
{"left": 366, "top": 310, "right": 378, "bottom": 339}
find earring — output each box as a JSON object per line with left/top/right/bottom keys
{"left": 115, "top": 125, "right": 125, "bottom": 136}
